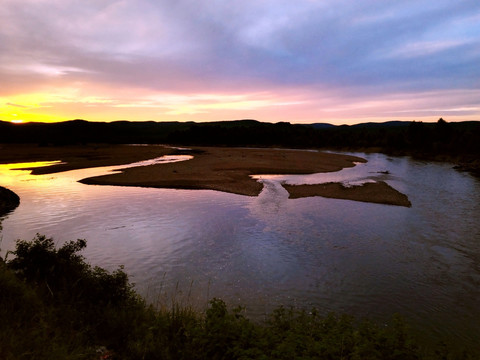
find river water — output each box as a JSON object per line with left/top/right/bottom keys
{"left": 1, "top": 151, "right": 479, "bottom": 348}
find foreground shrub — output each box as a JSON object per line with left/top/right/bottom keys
{"left": 1, "top": 235, "right": 478, "bottom": 359}
{"left": 4, "top": 234, "right": 147, "bottom": 357}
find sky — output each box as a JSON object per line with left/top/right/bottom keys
{"left": 1, "top": 0, "right": 480, "bottom": 125}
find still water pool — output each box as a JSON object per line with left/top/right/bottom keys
{"left": 1, "top": 151, "right": 479, "bottom": 348}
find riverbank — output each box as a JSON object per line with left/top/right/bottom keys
{"left": 0, "top": 144, "right": 411, "bottom": 206}
{"left": 342, "top": 146, "right": 480, "bottom": 178}
{"left": 0, "top": 186, "right": 20, "bottom": 217}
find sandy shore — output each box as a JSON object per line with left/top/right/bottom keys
{"left": 0, "top": 144, "right": 411, "bottom": 206}
{"left": 285, "top": 181, "right": 411, "bottom": 207}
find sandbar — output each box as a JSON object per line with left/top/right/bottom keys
{"left": 80, "top": 146, "right": 365, "bottom": 197}
{"left": 284, "top": 181, "right": 411, "bottom": 207}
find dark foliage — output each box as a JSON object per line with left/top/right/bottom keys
{"left": 0, "top": 186, "right": 20, "bottom": 217}
{"left": 3, "top": 234, "right": 146, "bottom": 358}
{"left": 2, "top": 118, "right": 478, "bottom": 156}
{"left": 1, "top": 235, "right": 478, "bottom": 359}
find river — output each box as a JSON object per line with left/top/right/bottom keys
{"left": 1, "top": 151, "right": 479, "bottom": 348}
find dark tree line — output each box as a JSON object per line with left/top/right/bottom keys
{"left": 1, "top": 118, "right": 479, "bottom": 158}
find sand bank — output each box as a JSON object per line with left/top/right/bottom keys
{"left": 284, "top": 181, "right": 411, "bottom": 207}
{"left": 80, "top": 147, "right": 365, "bottom": 197}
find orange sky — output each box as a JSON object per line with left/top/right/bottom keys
{"left": 2, "top": 87, "right": 478, "bottom": 125}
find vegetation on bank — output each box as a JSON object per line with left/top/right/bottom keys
{"left": 0, "top": 235, "right": 477, "bottom": 359}
{"left": 0, "top": 186, "right": 20, "bottom": 217}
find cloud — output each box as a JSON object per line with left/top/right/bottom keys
{"left": 1, "top": 0, "right": 479, "bottom": 123}
{"left": 6, "top": 102, "right": 28, "bottom": 108}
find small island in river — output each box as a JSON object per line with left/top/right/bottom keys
{"left": 285, "top": 181, "right": 412, "bottom": 207}
{"left": 0, "top": 144, "right": 411, "bottom": 207}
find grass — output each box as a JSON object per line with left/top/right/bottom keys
{"left": 0, "top": 234, "right": 477, "bottom": 359}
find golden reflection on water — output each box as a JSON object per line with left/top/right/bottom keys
{"left": 0, "top": 161, "right": 63, "bottom": 188}
{"left": 0, "top": 155, "right": 195, "bottom": 195}
{"left": 0, "top": 161, "right": 62, "bottom": 170}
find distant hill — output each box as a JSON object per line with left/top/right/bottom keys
{"left": 350, "top": 121, "right": 410, "bottom": 128}
{"left": 307, "top": 121, "right": 411, "bottom": 129}
{"left": 306, "top": 123, "right": 336, "bottom": 129}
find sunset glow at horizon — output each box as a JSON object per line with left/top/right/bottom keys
{"left": 1, "top": 1, "right": 479, "bottom": 125}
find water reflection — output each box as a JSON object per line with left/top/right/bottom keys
{"left": 0, "top": 161, "right": 64, "bottom": 170}
{"left": 1, "top": 152, "right": 480, "bottom": 348}
{"left": 253, "top": 161, "right": 379, "bottom": 186}
{"left": 0, "top": 161, "right": 62, "bottom": 188}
